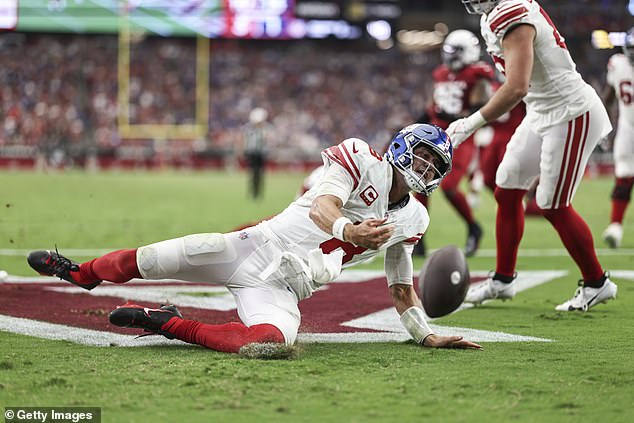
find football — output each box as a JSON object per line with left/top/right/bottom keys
{"left": 418, "top": 245, "right": 470, "bottom": 318}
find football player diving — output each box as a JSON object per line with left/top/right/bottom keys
{"left": 28, "top": 123, "right": 482, "bottom": 353}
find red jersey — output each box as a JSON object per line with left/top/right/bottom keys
{"left": 489, "top": 101, "right": 526, "bottom": 146}
{"left": 429, "top": 61, "right": 496, "bottom": 129}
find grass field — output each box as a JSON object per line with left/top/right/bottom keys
{"left": 1, "top": 170, "right": 633, "bottom": 423}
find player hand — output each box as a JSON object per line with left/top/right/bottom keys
{"left": 446, "top": 118, "right": 475, "bottom": 148}
{"left": 422, "top": 334, "right": 483, "bottom": 350}
{"left": 345, "top": 218, "right": 394, "bottom": 250}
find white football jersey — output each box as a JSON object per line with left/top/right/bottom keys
{"left": 607, "top": 53, "right": 634, "bottom": 127}
{"left": 480, "top": 0, "right": 600, "bottom": 128}
{"left": 263, "top": 138, "right": 429, "bottom": 268}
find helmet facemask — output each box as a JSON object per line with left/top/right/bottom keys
{"left": 460, "top": 0, "right": 499, "bottom": 14}
{"left": 386, "top": 124, "right": 453, "bottom": 195}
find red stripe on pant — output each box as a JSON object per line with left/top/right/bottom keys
{"left": 562, "top": 112, "right": 590, "bottom": 207}
{"left": 553, "top": 114, "right": 584, "bottom": 208}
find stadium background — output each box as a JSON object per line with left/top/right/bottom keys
{"left": 2, "top": 2, "right": 634, "bottom": 423}
{"left": 0, "top": 0, "right": 628, "bottom": 172}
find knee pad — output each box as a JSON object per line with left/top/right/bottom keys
{"left": 182, "top": 233, "right": 226, "bottom": 265}
{"left": 137, "top": 233, "right": 226, "bottom": 279}
{"left": 612, "top": 177, "right": 634, "bottom": 201}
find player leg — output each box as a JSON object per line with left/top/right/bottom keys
{"left": 603, "top": 119, "right": 634, "bottom": 247}
{"left": 27, "top": 248, "right": 141, "bottom": 290}
{"left": 535, "top": 106, "right": 617, "bottom": 310}
{"left": 465, "top": 119, "right": 540, "bottom": 304}
{"left": 439, "top": 139, "right": 482, "bottom": 257}
{"left": 109, "top": 301, "right": 288, "bottom": 353}
{"left": 27, "top": 229, "right": 258, "bottom": 290}
{"left": 479, "top": 137, "right": 507, "bottom": 192}
{"left": 109, "top": 229, "right": 300, "bottom": 352}
{"left": 111, "top": 286, "right": 297, "bottom": 353}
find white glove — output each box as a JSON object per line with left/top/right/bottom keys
{"left": 446, "top": 111, "right": 487, "bottom": 148}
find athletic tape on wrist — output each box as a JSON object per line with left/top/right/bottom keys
{"left": 400, "top": 306, "right": 433, "bottom": 344}
{"left": 332, "top": 216, "right": 352, "bottom": 242}
{"left": 466, "top": 110, "right": 487, "bottom": 131}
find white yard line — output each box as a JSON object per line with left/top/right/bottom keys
{"left": 3, "top": 247, "right": 634, "bottom": 258}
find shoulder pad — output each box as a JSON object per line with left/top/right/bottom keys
{"left": 466, "top": 62, "right": 496, "bottom": 80}
{"left": 321, "top": 138, "right": 383, "bottom": 190}
{"left": 487, "top": 0, "right": 531, "bottom": 37}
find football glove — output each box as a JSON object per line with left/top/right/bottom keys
{"left": 446, "top": 111, "right": 487, "bottom": 148}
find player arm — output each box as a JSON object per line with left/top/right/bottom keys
{"left": 479, "top": 24, "right": 535, "bottom": 122}
{"left": 385, "top": 243, "right": 434, "bottom": 343}
{"left": 447, "top": 24, "right": 534, "bottom": 146}
{"left": 309, "top": 164, "right": 393, "bottom": 249}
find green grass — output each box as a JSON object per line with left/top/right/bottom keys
{"left": 1, "top": 170, "right": 633, "bottom": 422}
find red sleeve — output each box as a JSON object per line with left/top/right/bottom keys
{"left": 489, "top": 1, "right": 529, "bottom": 36}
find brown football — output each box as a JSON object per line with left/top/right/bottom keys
{"left": 418, "top": 245, "right": 470, "bottom": 318}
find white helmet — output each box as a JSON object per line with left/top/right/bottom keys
{"left": 249, "top": 108, "right": 268, "bottom": 124}
{"left": 442, "top": 30, "right": 481, "bottom": 71}
{"left": 460, "top": 0, "right": 499, "bottom": 14}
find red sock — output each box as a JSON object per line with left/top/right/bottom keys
{"left": 610, "top": 177, "right": 634, "bottom": 223}
{"left": 541, "top": 206, "right": 603, "bottom": 282}
{"left": 611, "top": 199, "right": 629, "bottom": 224}
{"left": 444, "top": 190, "right": 476, "bottom": 225}
{"left": 524, "top": 197, "right": 542, "bottom": 216}
{"left": 494, "top": 188, "right": 526, "bottom": 277}
{"left": 71, "top": 249, "right": 141, "bottom": 285}
{"left": 162, "top": 319, "right": 285, "bottom": 353}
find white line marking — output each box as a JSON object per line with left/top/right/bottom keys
{"left": 3, "top": 248, "right": 634, "bottom": 258}
{"left": 0, "top": 270, "right": 565, "bottom": 346}
{"left": 0, "top": 315, "right": 191, "bottom": 347}
{"left": 0, "top": 315, "right": 550, "bottom": 346}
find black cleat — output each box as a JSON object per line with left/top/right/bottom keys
{"left": 465, "top": 222, "right": 483, "bottom": 257}
{"left": 27, "top": 250, "right": 101, "bottom": 290}
{"left": 109, "top": 303, "right": 183, "bottom": 339}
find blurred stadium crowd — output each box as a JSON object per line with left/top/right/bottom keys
{"left": 0, "top": 0, "right": 625, "bottom": 169}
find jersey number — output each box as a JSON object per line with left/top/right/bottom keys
{"left": 619, "top": 81, "right": 633, "bottom": 105}
{"left": 539, "top": 7, "right": 567, "bottom": 49}
{"left": 319, "top": 238, "right": 368, "bottom": 265}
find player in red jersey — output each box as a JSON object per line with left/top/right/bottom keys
{"left": 419, "top": 29, "right": 495, "bottom": 257}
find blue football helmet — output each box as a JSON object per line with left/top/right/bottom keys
{"left": 385, "top": 123, "right": 453, "bottom": 195}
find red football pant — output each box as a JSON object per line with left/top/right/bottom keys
{"left": 162, "top": 319, "right": 285, "bottom": 353}
{"left": 441, "top": 139, "right": 477, "bottom": 225}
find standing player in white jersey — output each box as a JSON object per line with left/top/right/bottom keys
{"left": 27, "top": 124, "right": 482, "bottom": 353}
{"left": 601, "top": 28, "right": 634, "bottom": 248}
{"left": 447, "top": 0, "right": 618, "bottom": 311}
